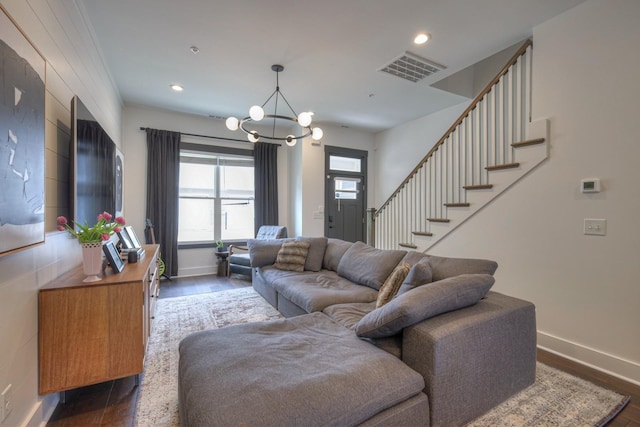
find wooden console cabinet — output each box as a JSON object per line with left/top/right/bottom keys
{"left": 38, "top": 244, "right": 159, "bottom": 394}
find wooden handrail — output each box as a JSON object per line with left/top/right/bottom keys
{"left": 376, "top": 39, "right": 533, "bottom": 216}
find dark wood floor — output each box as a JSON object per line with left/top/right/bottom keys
{"left": 46, "top": 274, "right": 639, "bottom": 426}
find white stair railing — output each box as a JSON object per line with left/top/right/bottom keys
{"left": 375, "top": 40, "right": 537, "bottom": 250}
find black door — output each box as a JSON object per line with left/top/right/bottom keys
{"left": 324, "top": 147, "right": 367, "bottom": 242}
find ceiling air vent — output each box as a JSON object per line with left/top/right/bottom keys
{"left": 379, "top": 52, "right": 446, "bottom": 83}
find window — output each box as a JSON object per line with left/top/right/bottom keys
{"left": 178, "top": 150, "right": 254, "bottom": 244}
{"left": 334, "top": 177, "right": 360, "bottom": 200}
{"left": 329, "top": 155, "right": 361, "bottom": 172}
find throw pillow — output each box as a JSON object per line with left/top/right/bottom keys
{"left": 424, "top": 255, "right": 498, "bottom": 282}
{"left": 336, "top": 241, "right": 407, "bottom": 290}
{"left": 396, "top": 259, "right": 433, "bottom": 296}
{"left": 296, "top": 236, "right": 328, "bottom": 272}
{"left": 273, "top": 240, "right": 310, "bottom": 272}
{"left": 322, "top": 238, "right": 354, "bottom": 271}
{"left": 247, "top": 239, "right": 287, "bottom": 267}
{"left": 376, "top": 262, "right": 411, "bottom": 308}
{"left": 355, "top": 273, "right": 495, "bottom": 339}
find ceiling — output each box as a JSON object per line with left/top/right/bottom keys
{"left": 79, "top": 0, "right": 586, "bottom": 133}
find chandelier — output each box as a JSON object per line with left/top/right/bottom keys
{"left": 225, "top": 64, "right": 323, "bottom": 147}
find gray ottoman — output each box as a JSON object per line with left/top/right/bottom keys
{"left": 178, "top": 312, "right": 430, "bottom": 427}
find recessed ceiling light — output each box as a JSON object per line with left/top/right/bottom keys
{"left": 414, "top": 33, "right": 431, "bottom": 45}
{"left": 190, "top": 46, "right": 200, "bottom": 54}
{"left": 170, "top": 84, "right": 184, "bottom": 92}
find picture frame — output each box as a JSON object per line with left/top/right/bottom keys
{"left": 117, "top": 229, "right": 135, "bottom": 249}
{"left": 103, "top": 240, "right": 125, "bottom": 273}
{"left": 124, "top": 226, "right": 142, "bottom": 248}
{"left": 0, "top": 6, "right": 46, "bottom": 257}
{"left": 118, "top": 226, "right": 141, "bottom": 249}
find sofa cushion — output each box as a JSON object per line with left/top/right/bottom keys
{"left": 296, "top": 236, "right": 328, "bottom": 272}
{"left": 425, "top": 254, "right": 498, "bottom": 281}
{"left": 178, "top": 312, "right": 426, "bottom": 427}
{"left": 400, "top": 251, "right": 429, "bottom": 266}
{"left": 322, "top": 302, "right": 402, "bottom": 358}
{"left": 323, "top": 302, "right": 376, "bottom": 330}
{"left": 322, "top": 238, "right": 353, "bottom": 271}
{"left": 271, "top": 271, "right": 378, "bottom": 313}
{"left": 228, "top": 252, "right": 251, "bottom": 267}
{"left": 397, "top": 259, "right": 433, "bottom": 296}
{"left": 337, "top": 242, "right": 407, "bottom": 290}
{"left": 274, "top": 240, "right": 310, "bottom": 272}
{"left": 355, "top": 274, "right": 495, "bottom": 338}
{"left": 376, "top": 262, "right": 411, "bottom": 308}
{"left": 247, "top": 239, "right": 286, "bottom": 267}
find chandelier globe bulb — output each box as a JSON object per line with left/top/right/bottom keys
{"left": 248, "top": 131, "right": 259, "bottom": 143}
{"left": 285, "top": 135, "right": 297, "bottom": 147}
{"left": 249, "top": 105, "right": 264, "bottom": 121}
{"left": 297, "top": 112, "right": 312, "bottom": 127}
{"left": 225, "top": 116, "right": 239, "bottom": 131}
{"left": 311, "top": 127, "right": 323, "bottom": 141}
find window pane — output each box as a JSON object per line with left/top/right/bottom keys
{"left": 335, "top": 191, "right": 357, "bottom": 200}
{"left": 178, "top": 198, "right": 214, "bottom": 242}
{"left": 220, "top": 164, "right": 254, "bottom": 198}
{"left": 335, "top": 178, "right": 359, "bottom": 191}
{"left": 179, "top": 163, "right": 215, "bottom": 197}
{"left": 221, "top": 199, "right": 255, "bottom": 240}
{"left": 329, "top": 155, "right": 361, "bottom": 172}
{"left": 179, "top": 149, "right": 255, "bottom": 243}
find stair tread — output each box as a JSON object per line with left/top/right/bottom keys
{"left": 412, "top": 231, "right": 433, "bottom": 236}
{"left": 398, "top": 243, "right": 417, "bottom": 249}
{"left": 486, "top": 162, "right": 520, "bottom": 171}
{"left": 427, "top": 218, "right": 450, "bottom": 223}
{"left": 464, "top": 184, "right": 493, "bottom": 190}
{"left": 512, "top": 137, "right": 545, "bottom": 148}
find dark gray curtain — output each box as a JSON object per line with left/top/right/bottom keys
{"left": 254, "top": 142, "right": 279, "bottom": 234}
{"left": 145, "top": 129, "right": 180, "bottom": 277}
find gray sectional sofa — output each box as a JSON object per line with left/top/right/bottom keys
{"left": 178, "top": 237, "right": 537, "bottom": 426}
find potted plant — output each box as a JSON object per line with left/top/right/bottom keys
{"left": 216, "top": 240, "right": 225, "bottom": 253}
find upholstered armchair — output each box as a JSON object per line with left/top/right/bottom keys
{"left": 228, "top": 225, "right": 288, "bottom": 277}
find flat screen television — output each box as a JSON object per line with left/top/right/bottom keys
{"left": 70, "top": 96, "right": 116, "bottom": 227}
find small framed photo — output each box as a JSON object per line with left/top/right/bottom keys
{"left": 125, "top": 226, "right": 142, "bottom": 248}
{"left": 117, "top": 229, "right": 135, "bottom": 249}
{"left": 118, "top": 226, "right": 142, "bottom": 249}
{"left": 103, "top": 240, "right": 125, "bottom": 273}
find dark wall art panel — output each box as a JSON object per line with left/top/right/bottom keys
{"left": 0, "top": 7, "right": 46, "bottom": 257}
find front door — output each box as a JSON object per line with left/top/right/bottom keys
{"left": 324, "top": 146, "right": 367, "bottom": 242}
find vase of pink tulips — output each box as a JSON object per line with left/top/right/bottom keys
{"left": 57, "top": 212, "right": 126, "bottom": 282}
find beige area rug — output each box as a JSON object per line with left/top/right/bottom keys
{"left": 135, "top": 287, "right": 629, "bottom": 427}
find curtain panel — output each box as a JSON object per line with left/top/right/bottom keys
{"left": 253, "top": 142, "right": 279, "bottom": 234}
{"left": 145, "top": 128, "right": 181, "bottom": 277}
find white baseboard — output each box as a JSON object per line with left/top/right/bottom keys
{"left": 538, "top": 331, "right": 640, "bottom": 386}
{"left": 176, "top": 266, "right": 216, "bottom": 277}
{"left": 23, "top": 393, "right": 58, "bottom": 427}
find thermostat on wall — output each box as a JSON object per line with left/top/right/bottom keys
{"left": 581, "top": 178, "right": 600, "bottom": 193}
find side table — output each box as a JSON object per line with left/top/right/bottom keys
{"left": 215, "top": 250, "right": 229, "bottom": 277}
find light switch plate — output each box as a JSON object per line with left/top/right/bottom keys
{"left": 584, "top": 219, "right": 606, "bottom": 236}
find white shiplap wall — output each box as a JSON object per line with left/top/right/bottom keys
{"left": 0, "top": 1, "right": 122, "bottom": 425}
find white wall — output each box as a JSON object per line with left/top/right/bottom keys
{"left": 373, "top": 102, "right": 468, "bottom": 206}
{"left": 374, "top": 0, "right": 640, "bottom": 385}
{"left": 0, "top": 1, "right": 122, "bottom": 425}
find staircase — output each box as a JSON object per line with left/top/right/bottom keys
{"left": 374, "top": 40, "right": 549, "bottom": 251}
